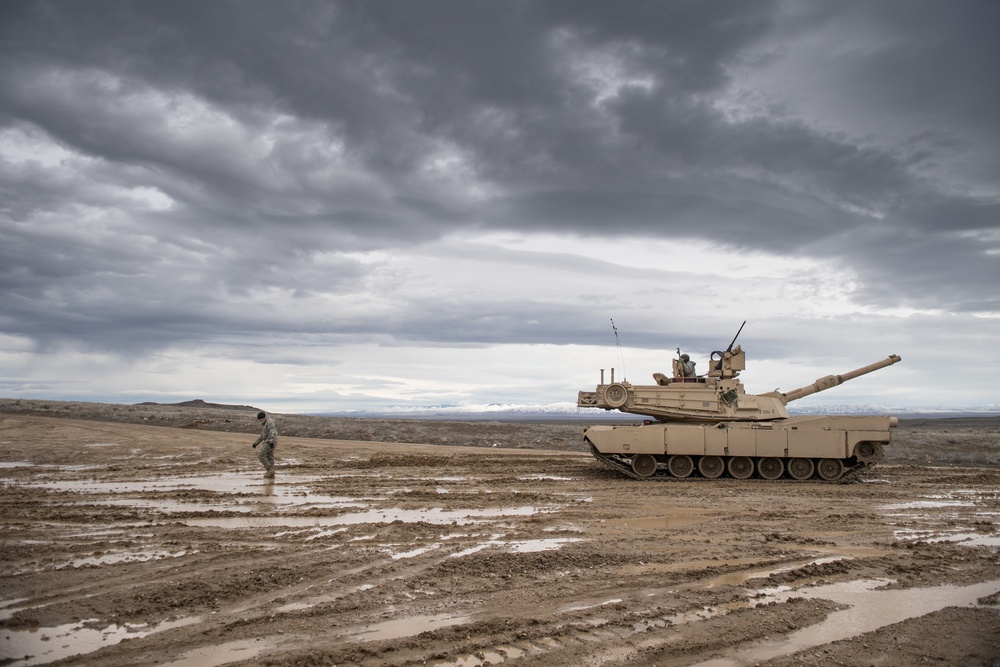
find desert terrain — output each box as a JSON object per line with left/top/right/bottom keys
{"left": 1, "top": 398, "right": 999, "bottom": 666}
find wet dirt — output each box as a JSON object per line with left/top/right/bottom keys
{"left": 1, "top": 407, "right": 999, "bottom": 667}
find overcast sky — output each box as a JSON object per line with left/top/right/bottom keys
{"left": 1, "top": 1, "right": 997, "bottom": 415}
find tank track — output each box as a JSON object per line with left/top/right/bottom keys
{"left": 589, "top": 445, "right": 878, "bottom": 484}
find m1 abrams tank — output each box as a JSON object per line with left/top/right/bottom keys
{"left": 577, "top": 324, "right": 901, "bottom": 482}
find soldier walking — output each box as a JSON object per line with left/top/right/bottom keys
{"left": 251, "top": 411, "right": 278, "bottom": 478}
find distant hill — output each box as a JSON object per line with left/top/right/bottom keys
{"left": 136, "top": 399, "right": 260, "bottom": 411}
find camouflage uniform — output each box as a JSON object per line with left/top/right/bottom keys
{"left": 252, "top": 415, "right": 278, "bottom": 477}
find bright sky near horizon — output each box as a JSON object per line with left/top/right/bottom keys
{"left": 1, "top": 1, "right": 997, "bottom": 414}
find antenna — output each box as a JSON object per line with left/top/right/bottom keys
{"left": 611, "top": 318, "right": 625, "bottom": 381}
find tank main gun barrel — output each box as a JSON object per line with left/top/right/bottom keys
{"left": 770, "top": 354, "right": 902, "bottom": 405}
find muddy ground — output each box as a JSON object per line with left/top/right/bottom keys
{"left": 1, "top": 400, "right": 999, "bottom": 666}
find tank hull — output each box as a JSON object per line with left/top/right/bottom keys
{"left": 584, "top": 415, "right": 897, "bottom": 482}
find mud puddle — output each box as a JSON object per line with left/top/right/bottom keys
{"left": 0, "top": 599, "right": 30, "bottom": 622}
{"left": 450, "top": 536, "right": 581, "bottom": 558}
{"left": 882, "top": 489, "right": 997, "bottom": 515}
{"left": 181, "top": 505, "right": 546, "bottom": 528}
{"left": 12, "top": 473, "right": 376, "bottom": 516}
{"left": 893, "top": 528, "right": 1000, "bottom": 548}
{"left": 601, "top": 508, "right": 714, "bottom": 531}
{"left": 346, "top": 613, "right": 470, "bottom": 642}
{"left": 691, "top": 578, "right": 1000, "bottom": 667}
{"left": 438, "top": 577, "right": 1000, "bottom": 667}
{"left": 20, "top": 473, "right": 323, "bottom": 496}
{"left": 157, "top": 639, "right": 267, "bottom": 667}
{"left": 65, "top": 548, "right": 190, "bottom": 568}
{"left": 2, "top": 616, "right": 201, "bottom": 667}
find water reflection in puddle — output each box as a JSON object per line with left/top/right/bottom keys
{"left": 158, "top": 639, "right": 265, "bottom": 667}
{"left": 894, "top": 528, "right": 1000, "bottom": 548}
{"left": 15, "top": 473, "right": 376, "bottom": 516}
{"left": 518, "top": 474, "right": 573, "bottom": 481}
{"left": 558, "top": 598, "right": 623, "bottom": 613}
{"left": 882, "top": 491, "right": 999, "bottom": 549}
{"left": 883, "top": 488, "right": 997, "bottom": 512}
{"left": 0, "top": 598, "right": 30, "bottom": 622}
{"left": 884, "top": 499, "right": 971, "bottom": 510}
{"left": 4, "top": 472, "right": 560, "bottom": 532}
{"left": 454, "top": 648, "right": 530, "bottom": 667}
{"left": 274, "top": 583, "right": 378, "bottom": 614}
{"left": 543, "top": 574, "right": 1000, "bottom": 667}
{"left": 182, "top": 506, "right": 543, "bottom": 528}
{"left": 391, "top": 544, "right": 441, "bottom": 559}
{"left": 23, "top": 474, "right": 323, "bottom": 496}
{"left": 65, "top": 549, "right": 190, "bottom": 569}
{"left": 1, "top": 616, "right": 201, "bottom": 667}
{"left": 346, "top": 613, "right": 469, "bottom": 642}
{"left": 692, "top": 578, "right": 1000, "bottom": 667}
{"left": 603, "top": 512, "right": 709, "bottom": 530}
{"left": 670, "top": 579, "right": 988, "bottom": 666}
{"left": 433, "top": 648, "right": 516, "bottom": 667}
{"left": 449, "top": 537, "right": 582, "bottom": 558}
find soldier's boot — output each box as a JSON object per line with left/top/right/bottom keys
{"left": 264, "top": 470, "right": 275, "bottom": 478}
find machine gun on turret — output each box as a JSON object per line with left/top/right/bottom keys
{"left": 707, "top": 320, "right": 746, "bottom": 379}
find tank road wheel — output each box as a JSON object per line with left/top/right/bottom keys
{"left": 854, "top": 441, "right": 884, "bottom": 464}
{"left": 787, "top": 457, "right": 815, "bottom": 481}
{"left": 757, "top": 457, "right": 784, "bottom": 480}
{"left": 631, "top": 454, "right": 658, "bottom": 478}
{"left": 727, "top": 456, "right": 754, "bottom": 480}
{"left": 698, "top": 455, "right": 725, "bottom": 479}
{"left": 667, "top": 455, "right": 694, "bottom": 478}
{"left": 817, "top": 458, "right": 845, "bottom": 481}
{"left": 603, "top": 383, "right": 630, "bottom": 408}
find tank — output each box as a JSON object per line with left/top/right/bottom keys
{"left": 576, "top": 325, "right": 902, "bottom": 482}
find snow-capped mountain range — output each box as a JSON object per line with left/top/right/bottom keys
{"left": 316, "top": 402, "right": 1000, "bottom": 420}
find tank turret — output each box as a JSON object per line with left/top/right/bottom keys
{"left": 578, "top": 351, "right": 901, "bottom": 423}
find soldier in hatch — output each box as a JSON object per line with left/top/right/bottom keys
{"left": 680, "top": 354, "right": 697, "bottom": 377}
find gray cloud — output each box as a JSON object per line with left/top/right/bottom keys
{"left": 0, "top": 1, "right": 996, "bottom": 409}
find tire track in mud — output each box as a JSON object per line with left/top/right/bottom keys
{"left": 254, "top": 550, "right": 850, "bottom": 665}
{"left": 304, "top": 562, "right": 841, "bottom": 667}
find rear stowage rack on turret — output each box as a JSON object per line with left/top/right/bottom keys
{"left": 576, "top": 323, "right": 901, "bottom": 482}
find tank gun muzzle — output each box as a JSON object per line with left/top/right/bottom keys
{"left": 768, "top": 354, "right": 902, "bottom": 405}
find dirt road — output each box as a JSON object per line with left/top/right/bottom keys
{"left": 1, "top": 411, "right": 999, "bottom": 666}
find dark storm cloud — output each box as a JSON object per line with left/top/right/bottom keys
{"left": 0, "top": 0, "right": 996, "bottom": 358}
{"left": 792, "top": 1, "right": 1000, "bottom": 144}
